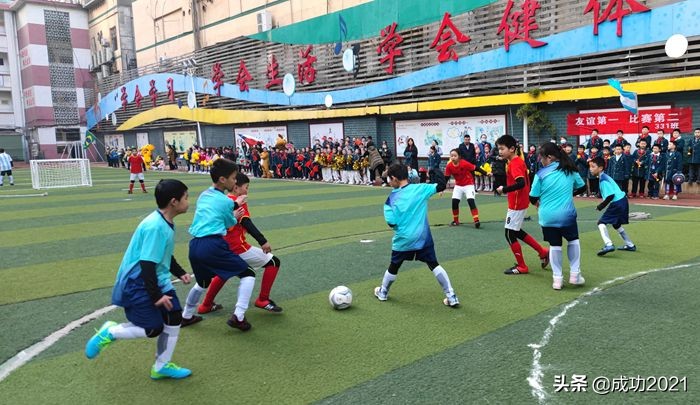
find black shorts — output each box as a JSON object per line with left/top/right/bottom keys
{"left": 541, "top": 223, "right": 579, "bottom": 247}
{"left": 391, "top": 245, "right": 437, "bottom": 264}
{"left": 599, "top": 198, "right": 629, "bottom": 227}
{"left": 1, "top": 170, "right": 11, "bottom": 176}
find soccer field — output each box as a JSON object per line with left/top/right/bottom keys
{"left": 0, "top": 166, "right": 698, "bottom": 404}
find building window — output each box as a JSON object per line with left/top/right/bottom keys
{"left": 0, "top": 58, "right": 4, "bottom": 66}
{"left": 110, "top": 27, "right": 118, "bottom": 51}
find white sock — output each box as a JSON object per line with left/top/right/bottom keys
{"left": 550, "top": 246, "right": 563, "bottom": 278}
{"left": 233, "top": 276, "right": 255, "bottom": 321}
{"left": 598, "top": 224, "right": 612, "bottom": 246}
{"left": 8, "top": 175, "right": 12, "bottom": 184}
{"left": 432, "top": 266, "right": 455, "bottom": 297}
{"left": 182, "top": 284, "right": 206, "bottom": 319}
{"left": 381, "top": 271, "right": 396, "bottom": 293}
{"left": 617, "top": 227, "right": 634, "bottom": 246}
{"left": 154, "top": 324, "right": 180, "bottom": 370}
{"left": 109, "top": 322, "right": 147, "bottom": 339}
{"left": 567, "top": 239, "right": 581, "bottom": 274}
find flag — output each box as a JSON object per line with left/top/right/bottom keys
{"left": 83, "top": 131, "right": 96, "bottom": 149}
{"left": 238, "top": 134, "right": 263, "bottom": 147}
{"left": 607, "top": 78, "right": 638, "bottom": 114}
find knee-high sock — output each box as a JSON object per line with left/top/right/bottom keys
{"left": 380, "top": 270, "right": 396, "bottom": 293}
{"left": 510, "top": 241, "right": 527, "bottom": 269}
{"left": 129, "top": 181, "right": 134, "bottom": 192}
{"left": 467, "top": 199, "right": 479, "bottom": 222}
{"left": 258, "top": 265, "right": 279, "bottom": 302}
{"left": 567, "top": 239, "right": 581, "bottom": 274}
{"left": 8, "top": 175, "right": 13, "bottom": 184}
{"left": 140, "top": 180, "right": 146, "bottom": 191}
{"left": 109, "top": 322, "right": 147, "bottom": 340}
{"left": 154, "top": 324, "right": 180, "bottom": 370}
{"left": 550, "top": 246, "right": 563, "bottom": 278}
{"left": 522, "top": 233, "right": 548, "bottom": 257}
{"left": 616, "top": 227, "right": 634, "bottom": 247}
{"left": 182, "top": 284, "right": 206, "bottom": 319}
{"left": 598, "top": 224, "right": 613, "bottom": 245}
{"left": 234, "top": 276, "right": 255, "bottom": 321}
{"left": 200, "top": 276, "right": 226, "bottom": 309}
{"left": 452, "top": 198, "right": 460, "bottom": 222}
{"left": 432, "top": 266, "right": 454, "bottom": 297}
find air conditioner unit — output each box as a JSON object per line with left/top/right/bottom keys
{"left": 96, "top": 50, "right": 104, "bottom": 66}
{"left": 257, "top": 11, "right": 272, "bottom": 33}
{"left": 103, "top": 48, "right": 114, "bottom": 63}
{"left": 91, "top": 52, "right": 98, "bottom": 68}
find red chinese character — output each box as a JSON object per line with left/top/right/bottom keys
{"left": 430, "top": 12, "right": 470, "bottom": 63}
{"left": 166, "top": 78, "right": 174, "bottom": 102}
{"left": 297, "top": 45, "right": 317, "bottom": 85}
{"left": 266, "top": 55, "right": 282, "bottom": 89}
{"left": 120, "top": 86, "right": 128, "bottom": 111}
{"left": 133, "top": 85, "right": 143, "bottom": 109}
{"left": 149, "top": 80, "right": 158, "bottom": 107}
{"left": 211, "top": 62, "right": 225, "bottom": 96}
{"left": 236, "top": 60, "right": 253, "bottom": 92}
{"left": 497, "top": 0, "right": 547, "bottom": 52}
{"left": 584, "top": 0, "right": 650, "bottom": 37}
{"left": 377, "top": 22, "right": 404, "bottom": 74}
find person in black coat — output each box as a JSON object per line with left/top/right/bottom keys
{"left": 403, "top": 137, "right": 419, "bottom": 170}
{"left": 458, "top": 134, "right": 477, "bottom": 164}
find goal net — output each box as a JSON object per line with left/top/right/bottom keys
{"left": 30, "top": 159, "right": 93, "bottom": 189}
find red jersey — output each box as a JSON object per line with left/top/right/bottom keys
{"left": 444, "top": 159, "right": 476, "bottom": 186}
{"left": 128, "top": 155, "right": 144, "bottom": 174}
{"left": 506, "top": 156, "right": 529, "bottom": 210}
{"left": 223, "top": 195, "right": 251, "bottom": 254}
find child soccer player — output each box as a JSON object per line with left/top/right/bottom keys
{"left": 0, "top": 148, "right": 14, "bottom": 186}
{"left": 495, "top": 135, "right": 549, "bottom": 275}
{"left": 588, "top": 156, "right": 637, "bottom": 256}
{"left": 85, "top": 179, "right": 192, "bottom": 380}
{"left": 444, "top": 148, "right": 486, "bottom": 228}
{"left": 198, "top": 172, "right": 283, "bottom": 314}
{"left": 128, "top": 148, "right": 148, "bottom": 194}
{"left": 529, "top": 143, "right": 587, "bottom": 290}
{"left": 181, "top": 158, "right": 257, "bottom": 331}
{"left": 374, "top": 163, "right": 459, "bottom": 307}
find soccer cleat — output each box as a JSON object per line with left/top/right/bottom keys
{"left": 474, "top": 220, "right": 481, "bottom": 229}
{"left": 9, "top": 183, "right": 13, "bottom": 186}
{"left": 180, "top": 315, "right": 203, "bottom": 328}
{"left": 617, "top": 245, "right": 637, "bottom": 252}
{"left": 540, "top": 251, "right": 550, "bottom": 269}
{"left": 374, "top": 286, "right": 388, "bottom": 301}
{"left": 150, "top": 362, "right": 192, "bottom": 380}
{"left": 127, "top": 190, "right": 133, "bottom": 194}
{"left": 552, "top": 276, "right": 563, "bottom": 290}
{"left": 255, "top": 299, "right": 283, "bottom": 313}
{"left": 504, "top": 265, "right": 529, "bottom": 275}
{"left": 142, "top": 189, "right": 148, "bottom": 193}
{"left": 197, "top": 303, "right": 223, "bottom": 314}
{"left": 226, "top": 315, "right": 252, "bottom": 332}
{"left": 597, "top": 244, "right": 615, "bottom": 256}
{"left": 85, "top": 321, "right": 117, "bottom": 359}
{"left": 443, "top": 294, "right": 460, "bottom": 308}
{"left": 569, "top": 273, "right": 585, "bottom": 286}
{"left": 450, "top": 221, "right": 460, "bottom": 226}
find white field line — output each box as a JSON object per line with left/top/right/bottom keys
{"left": 0, "top": 192, "right": 48, "bottom": 198}
{"left": 527, "top": 262, "right": 700, "bottom": 404}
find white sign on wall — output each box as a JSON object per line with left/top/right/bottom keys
{"left": 234, "top": 126, "right": 287, "bottom": 147}
{"left": 395, "top": 115, "right": 506, "bottom": 158}
{"left": 309, "top": 122, "right": 344, "bottom": 145}
{"left": 136, "top": 132, "right": 149, "bottom": 149}
{"left": 104, "top": 134, "right": 125, "bottom": 150}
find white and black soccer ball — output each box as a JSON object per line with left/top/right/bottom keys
{"left": 329, "top": 286, "right": 353, "bottom": 310}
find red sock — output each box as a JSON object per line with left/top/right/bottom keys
{"left": 129, "top": 182, "right": 134, "bottom": 192}
{"left": 522, "top": 234, "right": 548, "bottom": 258}
{"left": 201, "top": 276, "right": 226, "bottom": 309}
{"left": 140, "top": 182, "right": 146, "bottom": 191}
{"left": 258, "top": 265, "right": 279, "bottom": 302}
{"left": 509, "top": 241, "right": 527, "bottom": 270}
{"left": 452, "top": 209, "right": 459, "bottom": 223}
{"left": 471, "top": 208, "right": 479, "bottom": 222}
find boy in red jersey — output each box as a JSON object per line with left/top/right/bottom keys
{"left": 444, "top": 148, "right": 486, "bottom": 228}
{"left": 128, "top": 148, "right": 148, "bottom": 194}
{"left": 495, "top": 135, "right": 549, "bottom": 275}
{"left": 198, "top": 172, "right": 283, "bottom": 314}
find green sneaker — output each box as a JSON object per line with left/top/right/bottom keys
{"left": 150, "top": 362, "right": 192, "bottom": 380}
{"left": 85, "top": 321, "right": 117, "bottom": 359}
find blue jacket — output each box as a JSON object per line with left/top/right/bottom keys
{"left": 688, "top": 137, "right": 700, "bottom": 164}
{"left": 427, "top": 153, "right": 441, "bottom": 171}
{"left": 652, "top": 137, "right": 669, "bottom": 153}
{"left": 664, "top": 151, "right": 682, "bottom": 182}
{"left": 575, "top": 152, "right": 588, "bottom": 179}
{"left": 647, "top": 153, "right": 665, "bottom": 181}
{"left": 606, "top": 154, "right": 628, "bottom": 181}
{"left": 630, "top": 149, "right": 649, "bottom": 178}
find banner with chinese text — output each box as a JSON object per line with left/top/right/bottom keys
{"left": 567, "top": 107, "right": 693, "bottom": 136}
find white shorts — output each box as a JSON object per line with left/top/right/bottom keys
{"left": 239, "top": 246, "right": 274, "bottom": 269}
{"left": 452, "top": 184, "right": 475, "bottom": 200}
{"left": 504, "top": 209, "right": 527, "bottom": 231}
{"left": 129, "top": 173, "right": 145, "bottom": 181}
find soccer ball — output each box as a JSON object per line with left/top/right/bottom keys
{"left": 329, "top": 286, "right": 353, "bottom": 310}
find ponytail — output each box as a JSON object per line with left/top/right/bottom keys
{"left": 539, "top": 143, "right": 576, "bottom": 174}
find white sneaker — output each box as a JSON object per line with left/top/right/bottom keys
{"left": 443, "top": 294, "right": 460, "bottom": 308}
{"left": 552, "top": 276, "right": 563, "bottom": 290}
{"left": 672, "top": 195, "right": 678, "bottom": 200}
{"left": 663, "top": 195, "right": 670, "bottom": 200}
{"left": 569, "top": 273, "right": 585, "bottom": 286}
{"left": 374, "top": 286, "right": 388, "bottom": 301}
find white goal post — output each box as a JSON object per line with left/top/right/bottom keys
{"left": 30, "top": 159, "right": 93, "bottom": 189}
